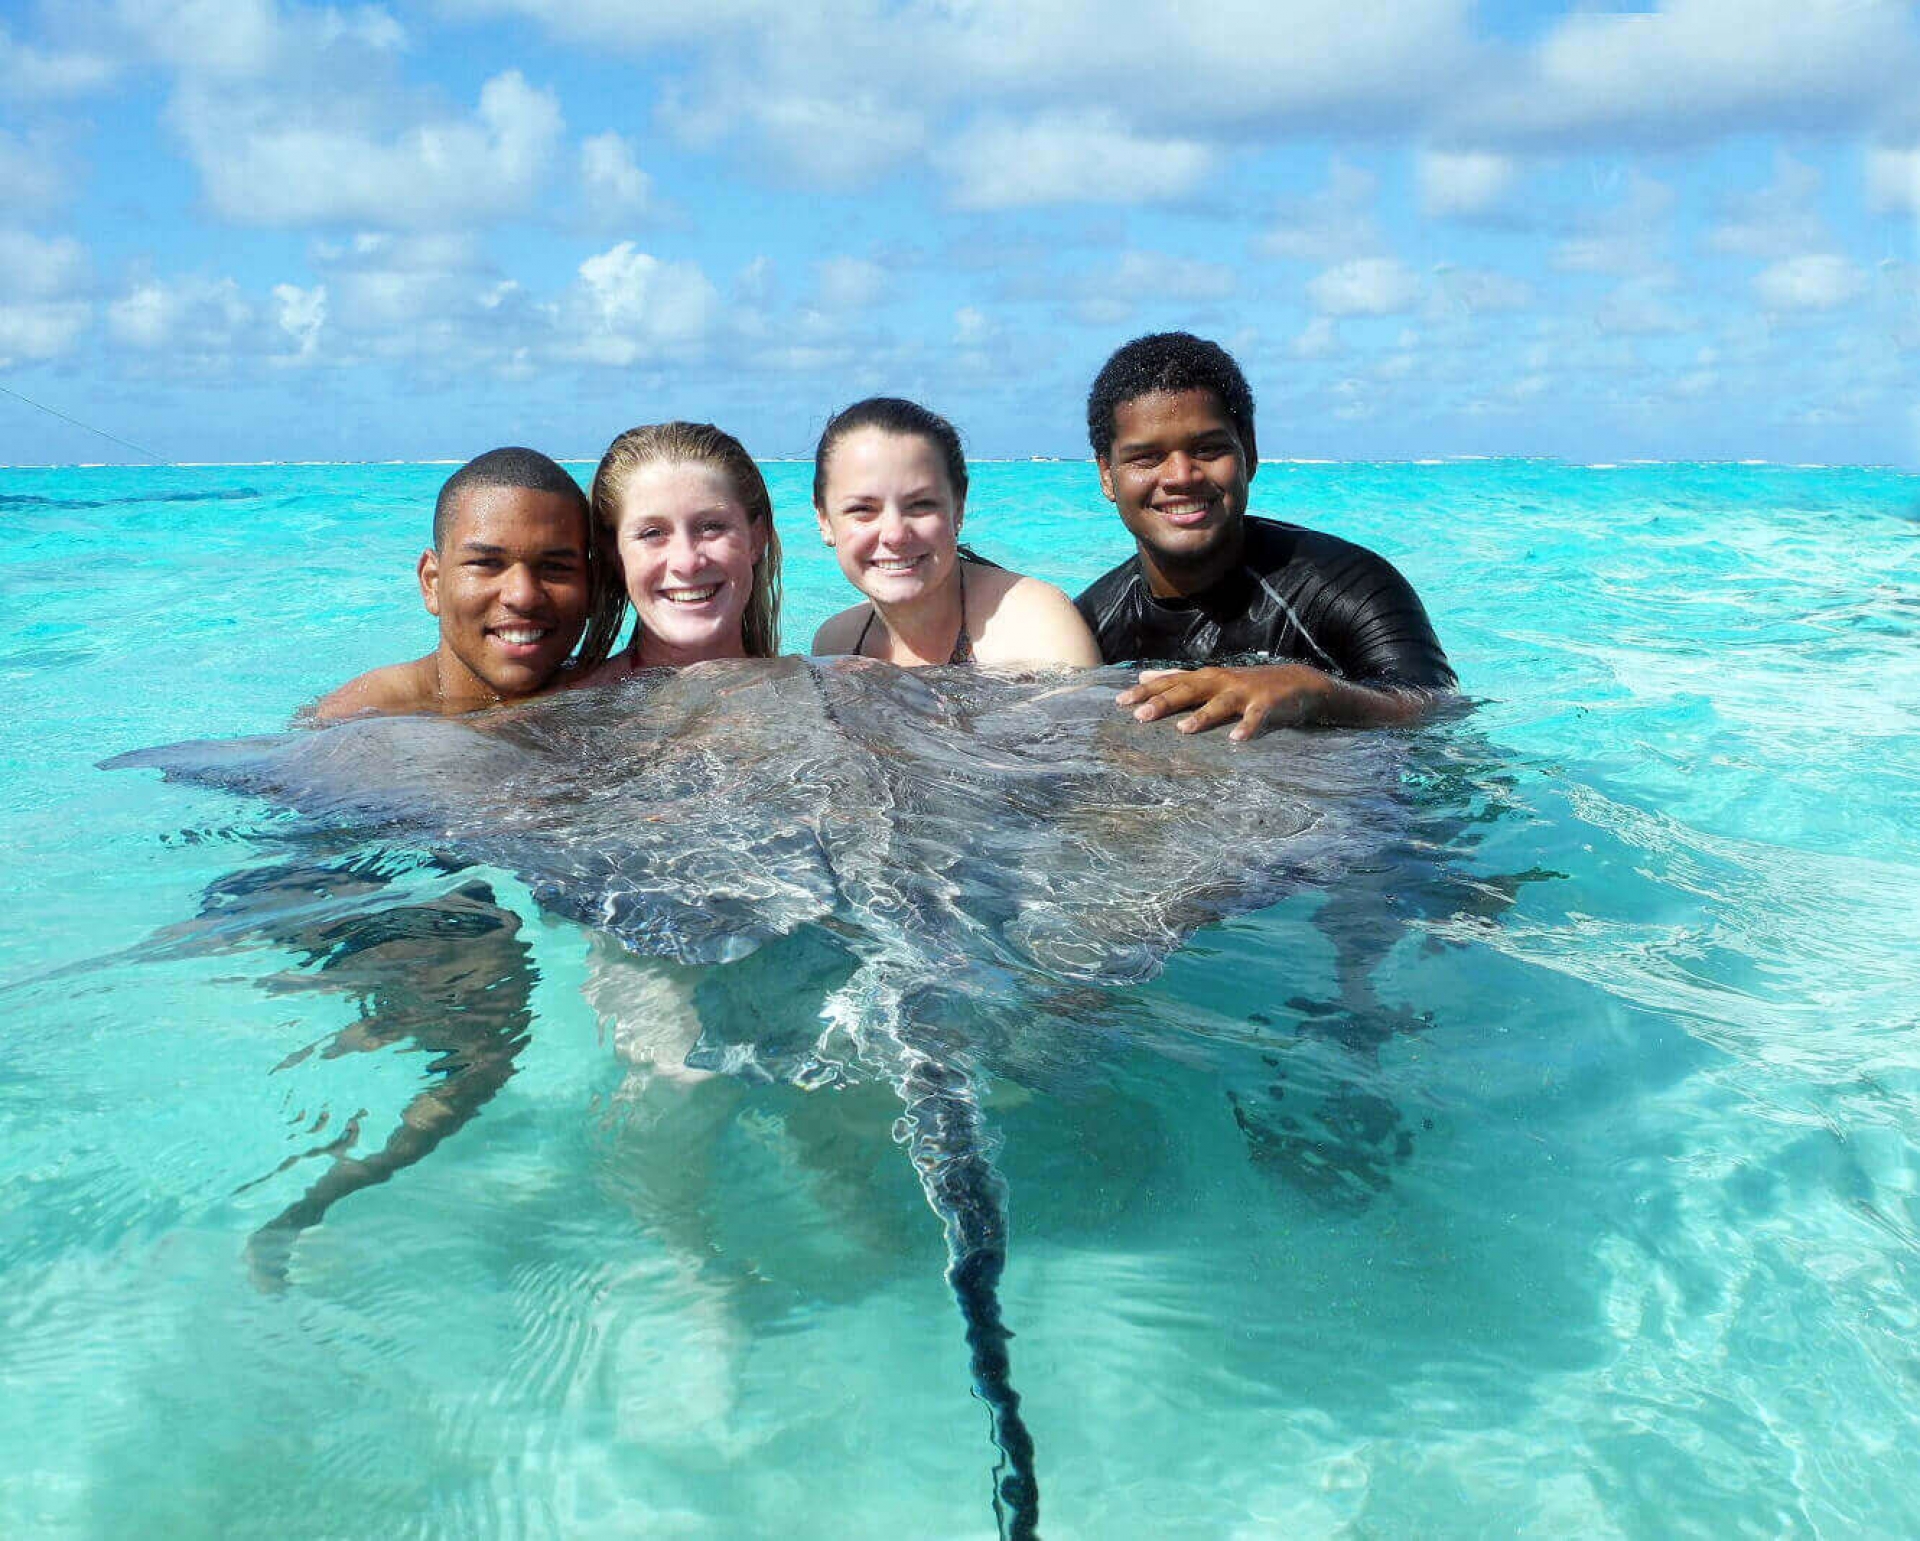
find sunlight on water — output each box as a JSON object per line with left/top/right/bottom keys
{"left": 3, "top": 458, "right": 1918, "bottom": 1537}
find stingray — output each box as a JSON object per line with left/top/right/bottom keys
{"left": 108, "top": 657, "right": 1413, "bottom": 1539}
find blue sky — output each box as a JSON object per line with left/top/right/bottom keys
{"left": 2, "top": 0, "right": 1917, "bottom": 465}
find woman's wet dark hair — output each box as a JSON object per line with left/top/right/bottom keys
{"left": 813, "top": 396, "right": 970, "bottom": 508}
{"left": 812, "top": 396, "right": 997, "bottom": 567}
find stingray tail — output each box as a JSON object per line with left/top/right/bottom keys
{"left": 895, "top": 1047, "right": 1041, "bottom": 1540}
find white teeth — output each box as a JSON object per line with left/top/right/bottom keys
{"left": 494, "top": 627, "right": 549, "bottom": 645}
{"left": 660, "top": 584, "right": 721, "bottom": 604}
{"left": 872, "top": 558, "right": 921, "bottom": 571}
{"left": 1161, "top": 501, "right": 1208, "bottom": 516}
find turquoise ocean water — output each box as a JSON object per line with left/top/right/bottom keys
{"left": 4, "top": 457, "right": 1919, "bottom": 1537}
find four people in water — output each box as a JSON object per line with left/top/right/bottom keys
{"left": 316, "top": 329, "right": 1455, "bottom": 728}
{"left": 263, "top": 329, "right": 1457, "bottom": 1281}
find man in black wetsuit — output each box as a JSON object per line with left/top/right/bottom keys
{"left": 1076, "top": 332, "right": 1455, "bottom": 738}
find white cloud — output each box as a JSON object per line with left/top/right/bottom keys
{"left": 1708, "top": 155, "right": 1827, "bottom": 258}
{"left": 1417, "top": 149, "right": 1516, "bottom": 219}
{"left": 437, "top": 0, "right": 777, "bottom": 51}
{"left": 0, "top": 24, "right": 115, "bottom": 99}
{"left": 1113, "top": 250, "right": 1236, "bottom": 300}
{"left": 813, "top": 256, "right": 888, "bottom": 313}
{"left": 950, "top": 304, "right": 1012, "bottom": 376}
{"left": 1552, "top": 174, "right": 1675, "bottom": 277}
{"left": 311, "top": 232, "right": 492, "bottom": 335}
{"left": 557, "top": 242, "right": 720, "bottom": 364}
{"left": 662, "top": 77, "right": 927, "bottom": 186}
{"left": 1374, "top": 349, "right": 1417, "bottom": 382}
{"left": 1257, "top": 160, "right": 1383, "bottom": 261}
{"left": 1430, "top": 265, "right": 1534, "bottom": 315}
{"left": 433, "top": 0, "right": 1918, "bottom": 217}
{"left": 113, "top": 0, "right": 407, "bottom": 80}
{"left": 733, "top": 255, "right": 776, "bottom": 307}
{"left": 923, "top": 0, "right": 1476, "bottom": 128}
{"left": 1465, "top": 0, "right": 1920, "bottom": 144}
{"left": 1666, "top": 360, "right": 1720, "bottom": 400}
{"left": 0, "top": 229, "right": 91, "bottom": 365}
{"left": 314, "top": 231, "right": 482, "bottom": 270}
{"left": 1754, "top": 254, "right": 1867, "bottom": 312}
{"left": 1330, "top": 376, "right": 1374, "bottom": 421}
{"left": 1308, "top": 258, "right": 1420, "bottom": 317}
{"left": 0, "top": 231, "right": 89, "bottom": 300}
{"left": 1291, "top": 316, "right": 1342, "bottom": 358}
{"left": 748, "top": 92, "right": 929, "bottom": 184}
{"left": 107, "top": 273, "right": 254, "bottom": 351}
{"left": 1073, "top": 249, "right": 1236, "bottom": 325}
{"left": 175, "top": 69, "right": 564, "bottom": 228}
{"left": 311, "top": 0, "right": 1920, "bottom": 229}
{"left": 454, "top": 0, "right": 1475, "bottom": 130}
{"left": 0, "top": 300, "right": 89, "bottom": 364}
{"left": 953, "top": 306, "right": 996, "bottom": 348}
{"left": 303, "top": 231, "right": 562, "bottom": 376}
{"left": 0, "top": 130, "right": 69, "bottom": 213}
{"left": 0, "top": 230, "right": 90, "bottom": 365}
{"left": 934, "top": 113, "right": 1214, "bottom": 210}
{"left": 580, "top": 132, "right": 657, "bottom": 224}
{"left": 1595, "top": 276, "right": 1691, "bottom": 336}
{"left": 1867, "top": 144, "right": 1920, "bottom": 214}
{"left": 274, "top": 282, "right": 326, "bottom": 360}
{"left": 99, "top": 266, "right": 326, "bottom": 370}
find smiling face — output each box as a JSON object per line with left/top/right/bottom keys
{"left": 814, "top": 428, "right": 964, "bottom": 608}
{"left": 419, "top": 484, "right": 591, "bottom": 709}
{"left": 1096, "top": 388, "right": 1254, "bottom": 596}
{"left": 612, "top": 459, "right": 767, "bottom": 667}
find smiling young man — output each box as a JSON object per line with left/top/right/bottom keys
{"left": 250, "top": 446, "right": 593, "bottom": 1286}
{"left": 1076, "top": 333, "right": 1456, "bottom": 738}
{"left": 312, "top": 447, "right": 594, "bottom": 722}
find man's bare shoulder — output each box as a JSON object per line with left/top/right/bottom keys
{"left": 305, "top": 657, "right": 439, "bottom": 724}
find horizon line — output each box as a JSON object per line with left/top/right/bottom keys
{"left": 0, "top": 455, "right": 1907, "bottom": 473}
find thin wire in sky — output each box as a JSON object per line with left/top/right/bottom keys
{"left": 0, "top": 382, "right": 167, "bottom": 463}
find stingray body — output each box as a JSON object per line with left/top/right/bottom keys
{"left": 109, "top": 657, "right": 1410, "bottom": 1538}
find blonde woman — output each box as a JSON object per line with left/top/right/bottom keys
{"left": 570, "top": 422, "right": 786, "bottom": 1156}
{"left": 577, "top": 420, "right": 782, "bottom": 682}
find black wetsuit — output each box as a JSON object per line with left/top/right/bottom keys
{"left": 1074, "top": 516, "right": 1455, "bottom": 691}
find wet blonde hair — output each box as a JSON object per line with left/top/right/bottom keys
{"left": 579, "top": 421, "right": 783, "bottom": 669}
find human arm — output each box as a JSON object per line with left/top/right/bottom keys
{"left": 1118, "top": 663, "right": 1442, "bottom": 739}
{"left": 1118, "top": 535, "right": 1453, "bottom": 736}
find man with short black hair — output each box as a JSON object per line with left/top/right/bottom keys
{"left": 1078, "top": 333, "right": 1455, "bottom": 738}
{"left": 312, "top": 446, "right": 594, "bottom": 722}
{"left": 239, "top": 447, "right": 593, "bottom": 1288}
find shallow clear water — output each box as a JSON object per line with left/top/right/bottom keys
{"left": 4, "top": 459, "right": 1919, "bottom": 1537}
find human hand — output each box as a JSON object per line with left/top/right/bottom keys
{"left": 1115, "top": 663, "right": 1333, "bottom": 741}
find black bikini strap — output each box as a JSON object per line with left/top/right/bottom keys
{"left": 855, "top": 566, "right": 968, "bottom": 662}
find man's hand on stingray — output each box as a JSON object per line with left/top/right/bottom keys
{"left": 1117, "top": 663, "right": 1333, "bottom": 741}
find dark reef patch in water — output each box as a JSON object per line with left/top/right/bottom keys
{"left": 2, "top": 488, "right": 263, "bottom": 510}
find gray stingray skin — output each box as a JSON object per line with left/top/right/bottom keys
{"left": 109, "top": 657, "right": 1409, "bottom": 1539}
